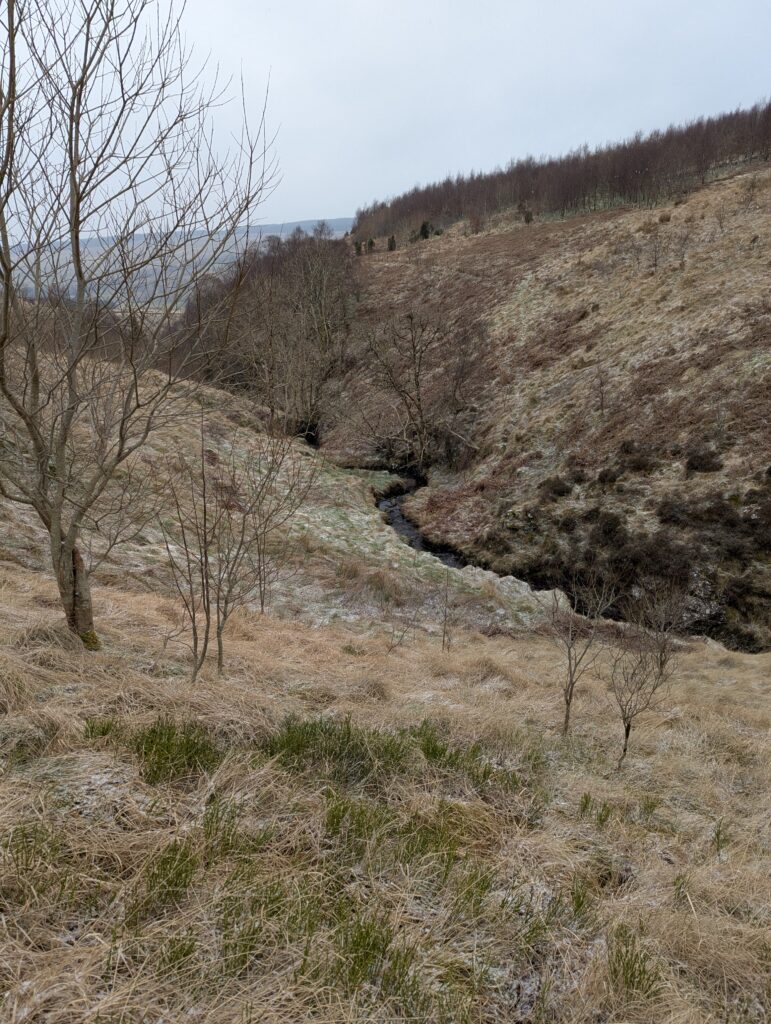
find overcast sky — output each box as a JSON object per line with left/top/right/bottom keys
{"left": 183, "top": 0, "right": 771, "bottom": 224}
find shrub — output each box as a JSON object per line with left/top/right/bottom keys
{"left": 685, "top": 447, "right": 723, "bottom": 473}
{"left": 659, "top": 494, "right": 742, "bottom": 532}
{"left": 623, "top": 451, "right": 657, "bottom": 473}
{"left": 657, "top": 496, "right": 689, "bottom": 526}
{"left": 701, "top": 497, "right": 742, "bottom": 529}
{"left": 560, "top": 513, "right": 578, "bottom": 534}
{"left": 387, "top": 234, "right": 396, "bottom": 251}
{"left": 589, "top": 511, "right": 627, "bottom": 546}
{"left": 597, "top": 466, "right": 619, "bottom": 486}
{"left": 747, "top": 498, "right": 771, "bottom": 552}
{"left": 609, "top": 529, "right": 693, "bottom": 588}
{"left": 538, "top": 476, "right": 572, "bottom": 501}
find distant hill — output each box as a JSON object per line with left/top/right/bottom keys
{"left": 14, "top": 217, "right": 354, "bottom": 302}
{"left": 253, "top": 217, "right": 353, "bottom": 239}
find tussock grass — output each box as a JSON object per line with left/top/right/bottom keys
{"left": 131, "top": 716, "right": 224, "bottom": 784}
{"left": 261, "top": 714, "right": 412, "bottom": 785}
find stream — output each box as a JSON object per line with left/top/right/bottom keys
{"left": 377, "top": 482, "right": 466, "bottom": 569}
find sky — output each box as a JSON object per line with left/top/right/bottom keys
{"left": 182, "top": 0, "right": 771, "bottom": 224}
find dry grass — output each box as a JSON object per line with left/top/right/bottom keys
{"left": 0, "top": 552, "right": 768, "bottom": 1022}
{"left": 339, "top": 166, "right": 771, "bottom": 649}
{"left": 0, "top": 186, "right": 769, "bottom": 1017}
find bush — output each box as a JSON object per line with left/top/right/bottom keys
{"left": 387, "top": 234, "right": 396, "bottom": 252}
{"left": 538, "top": 476, "right": 572, "bottom": 501}
{"left": 560, "top": 513, "right": 578, "bottom": 534}
{"left": 659, "top": 494, "right": 740, "bottom": 531}
{"left": 685, "top": 448, "right": 723, "bottom": 473}
{"left": 623, "top": 450, "right": 657, "bottom": 473}
{"left": 657, "top": 496, "right": 689, "bottom": 526}
{"left": 597, "top": 466, "right": 620, "bottom": 486}
{"left": 589, "top": 511, "right": 627, "bottom": 546}
{"left": 609, "top": 529, "right": 693, "bottom": 588}
{"left": 745, "top": 497, "right": 771, "bottom": 552}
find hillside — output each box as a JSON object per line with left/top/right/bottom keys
{"left": 0, "top": 388, "right": 769, "bottom": 1023}
{"left": 353, "top": 102, "right": 771, "bottom": 240}
{"left": 2, "top": 3, "right": 768, "bottom": 1021}
{"left": 325, "top": 165, "right": 771, "bottom": 651}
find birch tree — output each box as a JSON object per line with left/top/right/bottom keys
{"left": 0, "top": 0, "right": 273, "bottom": 645}
{"left": 161, "top": 424, "right": 315, "bottom": 681}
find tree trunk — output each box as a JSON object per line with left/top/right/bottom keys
{"left": 216, "top": 628, "right": 224, "bottom": 676}
{"left": 617, "top": 720, "right": 632, "bottom": 770}
{"left": 562, "top": 697, "right": 572, "bottom": 737}
{"left": 55, "top": 543, "right": 99, "bottom": 649}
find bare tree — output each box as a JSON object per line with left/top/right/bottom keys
{"left": 543, "top": 570, "right": 615, "bottom": 736}
{"left": 161, "top": 444, "right": 214, "bottom": 684}
{"left": 365, "top": 312, "right": 440, "bottom": 476}
{"left": 195, "top": 225, "right": 354, "bottom": 440}
{"left": 0, "top": 0, "right": 273, "bottom": 645}
{"left": 440, "top": 566, "right": 454, "bottom": 652}
{"left": 161, "top": 423, "right": 314, "bottom": 680}
{"left": 363, "top": 312, "right": 481, "bottom": 475}
{"left": 605, "top": 588, "right": 682, "bottom": 769}
{"left": 594, "top": 364, "right": 608, "bottom": 415}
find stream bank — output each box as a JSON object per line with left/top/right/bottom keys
{"left": 370, "top": 472, "right": 766, "bottom": 653}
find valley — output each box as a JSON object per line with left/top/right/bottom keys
{"left": 0, "top": 12, "right": 768, "bottom": 1016}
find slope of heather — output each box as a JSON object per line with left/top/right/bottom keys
{"left": 328, "top": 166, "right": 771, "bottom": 650}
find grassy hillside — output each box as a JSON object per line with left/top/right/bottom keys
{"left": 0, "top": 390, "right": 769, "bottom": 1022}
{"left": 329, "top": 166, "right": 771, "bottom": 651}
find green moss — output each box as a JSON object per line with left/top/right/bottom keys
{"left": 79, "top": 629, "right": 101, "bottom": 651}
